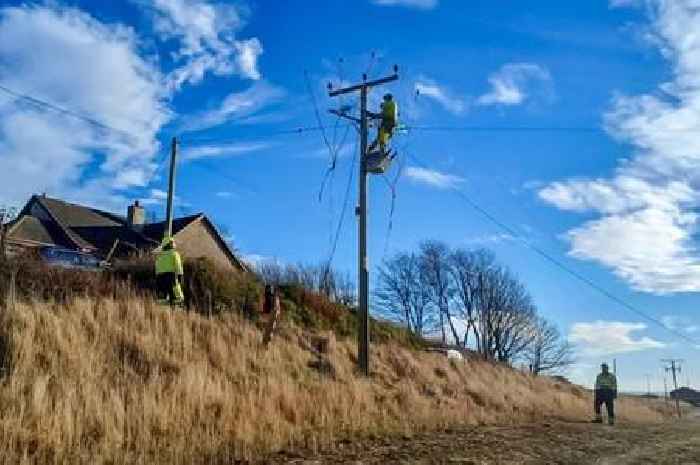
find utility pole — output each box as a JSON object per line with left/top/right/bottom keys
{"left": 661, "top": 359, "right": 683, "bottom": 418}
{"left": 165, "top": 137, "right": 178, "bottom": 238}
{"left": 645, "top": 374, "right": 652, "bottom": 396}
{"left": 664, "top": 376, "right": 669, "bottom": 407}
{"left": 613, "top": 358, "right": 617, "bottom": 376}
{"left": 327, "top": 67, "right": 399, "bottom": 376}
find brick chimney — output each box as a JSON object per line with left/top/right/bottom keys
{"left": 127, "top": 200, "right": 145, "bottom": 231}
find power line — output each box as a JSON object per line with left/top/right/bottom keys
{"left": 405, "top": 125, "right": 700, "bottom": 134}
{"left": 405, "top": 150, "right": 700, "bottom": 348}
{"left": 0, "top": 82, "right": 136, "bottom": 140}
{"left": 179, "top": 125, "right": 328, "bottom": 145}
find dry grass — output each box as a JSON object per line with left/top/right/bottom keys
{"left": 0, "top": 297, "right": 664, "bottom": 464}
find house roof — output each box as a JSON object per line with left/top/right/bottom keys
{"left": 30, "top": 195, "right": 157, "bottom": 253}
{"left": 8, "top": 195, "right": 244, "bottom": 269}
{"left": 5, "top": 215, "right": 68, "bottom": 247}
{"left": 141, "top": 213, "right": 202, "bottom": 242}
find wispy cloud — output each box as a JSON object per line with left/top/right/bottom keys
{"left": 569, "top": 321, "right": 666, "bottom": 356}
{"left": 404, "top": 166, "right": 464, "bottom": 190}
{"left": 370, "top": 0, "right": 437, "bottom": 9}
{"left": 464, "top": 233, "right": 517, "bottom": 246}
{"left": 661, "top": 315, "right": 700, "bottom": 334}
{"left": 215, "top": 191, "right": 236, "bottom": 198}
{"left": 181, "top": 81, "right": 285, "bottom": 131}
{"left": 538, "top": 1, "right": 700, "bottom": 293}
{"left": 181, "top": 142, "right": 272, "bottom": 161}
{"left": 147, "top": 0, "right": 264, "bottom": 90}
{"left": 478, "top": 63, "right": 551, "bottom": 106}
{"left": 415, "top": 78, "right": 468, "bottom": 115}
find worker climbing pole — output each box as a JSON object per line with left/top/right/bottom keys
{"left": 327, "top": 66, "right": 399, "bottom": 376}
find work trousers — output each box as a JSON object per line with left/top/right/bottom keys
{"left": 156, "top": 272, "right": 178, "bottom": 303}
{"left": 594, "top": 389, "right": 615, "bottom": 419}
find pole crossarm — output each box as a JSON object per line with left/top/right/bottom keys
{"left": 328, "top": 73, "right": 399, "bottom": 97}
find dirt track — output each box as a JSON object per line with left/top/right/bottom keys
{"left": 268, "top": 412, "right": 700, "bottom": 464}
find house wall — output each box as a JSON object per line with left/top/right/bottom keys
{"left": 174, "top": 220, "right": 234, "bottom": 270}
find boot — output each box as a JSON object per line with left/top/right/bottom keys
{"left": 608, "top": 417, "right": 615, "bottom": 426}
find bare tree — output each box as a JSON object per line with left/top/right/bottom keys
{"left": 419, "top": 241, "right": 460, "bottom": 345}
{"left": 375, "top": 252, "right": 432, "bottom": 336}
{"left": 526, "top": 317, "right": 574, "bottom": 375}
{"left": 449, "top": 248, "right": 493, "bottom": 348}
{"left": 254, "top": 260, "right": 356, "bottom": 305}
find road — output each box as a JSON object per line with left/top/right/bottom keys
{"left": 269, "top": 412, "right": 700, "bottom": 464}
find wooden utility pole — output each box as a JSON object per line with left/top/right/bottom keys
{"left": 664, "top": 376, "right": 669, "bottom": 407}
{"left": 165, "top": 137, "right": 178, "bottom": 238}
{"left": 662, "top": 359, "right": 683, "bottom": 418}
{"left": 645, "top": 374, "right": 652, "bottom": 396}
{"left": 327, "top": 67, "right": 399, "bottom": 376}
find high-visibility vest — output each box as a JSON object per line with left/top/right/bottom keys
{"left": 382, "top": 100, "right": 398, "bottom": 124}
{"left": 155, "top": 249, "right": 183, "bottom": 276}
{"left": 595, "top": 372, "right": 617, "bottom": 391}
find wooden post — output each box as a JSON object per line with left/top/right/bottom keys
{"left": 262, "top": 286, "right": 281, "bottom": 348}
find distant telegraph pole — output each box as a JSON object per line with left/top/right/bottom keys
{"left": 645, "top": 374, "right": 652, "bottom": 396}
{"left": 661, "top": 359, "right": 683, "bottom": 418}
{"left": 327, "top": 67, "right": 399, "bottom": 376}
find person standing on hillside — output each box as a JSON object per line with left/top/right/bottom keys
{"left": 593, "top": 362, "right": 618, "bottom": 425}
{"left": 155, "top": 236, "right": 184, "bottom": 306}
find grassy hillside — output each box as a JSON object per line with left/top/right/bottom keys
{"left": 0, "top": 295, "right": 666, "bottom": 464}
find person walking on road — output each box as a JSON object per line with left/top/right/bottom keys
{"left": 593, "top": 362, "right": 618, "bottom": 425}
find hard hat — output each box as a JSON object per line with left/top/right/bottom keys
{"left": 383, "top": 93, "right": 393, "bottom": 101}
{"left": 601, "top": 362, "right": 609, "bottom": 369}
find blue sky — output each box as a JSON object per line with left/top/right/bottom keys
{"left": 0, "top": 0, "right": 699, "bottom": 390}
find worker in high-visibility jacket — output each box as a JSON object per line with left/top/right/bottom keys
{"left": 593, "top": 363, "right": 618, "bottom": 425}
{"left": 155, "top": 236, "right": 184, "bottom": 305}
{"left": 368, "top": 93, "right": 398, "bottom": 154}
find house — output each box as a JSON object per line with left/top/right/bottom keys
{"left": 670, "top": 387, "right": 700, "bottom": 407}
{"left": 3, "top": 194, "right": 246, "bottom": 271}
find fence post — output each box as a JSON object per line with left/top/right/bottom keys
{"left": 262, "top": 287, "right": 281, "bottom": 348}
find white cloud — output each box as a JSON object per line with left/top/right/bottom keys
{"left": 0, "top": 5, "right": 170, "bottom": 210}
{"left": 569, "top": 321, "right": 666, "bottom": 356}
{"left": 150, "top": 188, "right": 168, "bottom": 200}
{"left": 415, "top": 78, "right": 467, "bottom": 115}
{"left": 215, "top": 191, "right": 235, "bottom": 198}
{"left": 661, "top": 315, "right": 700, "bottom": 334}
{"left": 181, "top": 142, "right": 271, "bottom": 161}
{"left": 478, "top": 63, "right": 551, "bottom": 106}
{"left": 149, "top": 0, "right": 263, "bottom": 90}
{"left": 182, "top": 81, "right": 285, "bottom": 131}
{"left": 371, "top": 0, "right": 437, "bottom": 9}
{"left": 539, "top": 1, "right": 700, "bottom": 293}
{"left": 464, "top": 233, "right": 517, "bottom": 245}
{"left": 404, "top": 166, "right": 464, "bottom": 190}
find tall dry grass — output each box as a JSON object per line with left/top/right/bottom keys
{"left": 0, "top": 296, "right": 663, "bottom": 464}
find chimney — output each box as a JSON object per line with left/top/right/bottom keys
{"left": 127, "top": 200, "right": 145, "bottom": 231}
